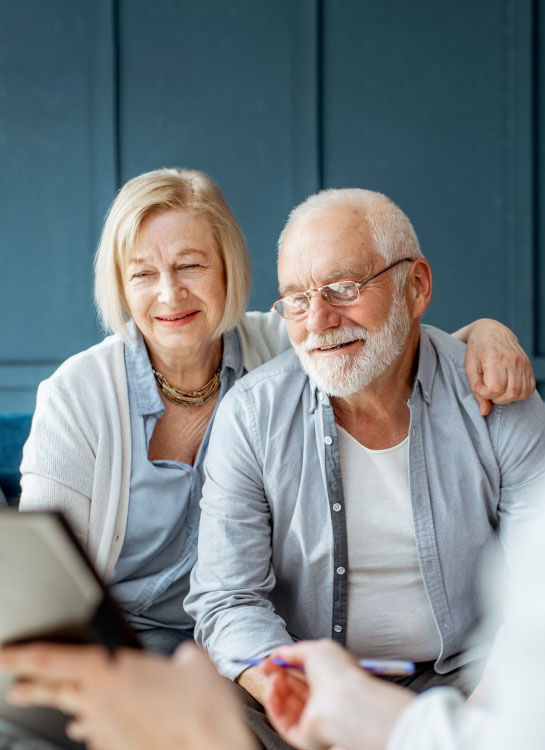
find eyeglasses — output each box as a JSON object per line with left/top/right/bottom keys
{"left": 271, "top": 257, "right": 415, "bottom": 319}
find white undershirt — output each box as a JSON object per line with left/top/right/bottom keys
{"left": 337, "top": 425, "right": 441, "bottom": 662}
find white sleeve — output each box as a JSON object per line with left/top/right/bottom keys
{"left": 389, "top": 509, "right": 545, "bottom": 750}
{"left": 237, "top": 311, "right": 291, "bottom": 371}
{"left": 388, "top": 688, "right": 497, "bottom": 750}
{"left": 19, "top": 379, "right": 94, "bottom": 549}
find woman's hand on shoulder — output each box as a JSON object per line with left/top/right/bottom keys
{"left": 454, "top": 318, "right": 536, "bottom": 416}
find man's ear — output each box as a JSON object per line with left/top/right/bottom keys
{"left": 406, "top": 258, "right": 432, "bottom": 318}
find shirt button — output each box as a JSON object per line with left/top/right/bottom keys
{"left": 336, "top": 566, "right": 346, "bottom": 575}
{"left": 332, "top": 503, "right": 342, "bottom": 512}
{"left": 324, "top": 435, "right": 333, "bottom": 445}
{"left": 333, "top": 624, "right": 343, "bottom": 633}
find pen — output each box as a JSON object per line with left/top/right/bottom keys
{"left": 234, "top": 657, "right": 415, "bottom": 676}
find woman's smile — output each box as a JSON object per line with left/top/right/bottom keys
{"left": 154, "top": 310, "right": 200, "bottom": 327}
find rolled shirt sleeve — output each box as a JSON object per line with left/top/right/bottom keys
{"left": 185, "top": 383, "right": 294, "bottom": 679}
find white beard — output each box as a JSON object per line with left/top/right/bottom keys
{"left": 292, "top": 291, "right": 412, "bottom": 397}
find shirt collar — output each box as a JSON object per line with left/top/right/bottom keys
{"left": 411, "top": 325, "right": 435, "bottom": 405}
{"left": 308, "top": 378, "right": 324, "bottom": 413}
{"left": 124, "top": 321, "right": 164, "bottom": 418}
{"left": 222, "top": 327, "right": 245, "bottom": 380}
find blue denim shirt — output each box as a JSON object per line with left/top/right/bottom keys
{"left": 186, "top": 325, "right": 545, "bottom": 679}
{"left": 110, "top": 324, "right": 245, "bottom": 631}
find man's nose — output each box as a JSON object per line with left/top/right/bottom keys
{"left": 305, "top": 293, "right": 341, "bottom": 333}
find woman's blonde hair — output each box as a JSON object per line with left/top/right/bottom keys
{"left": 94, "top": 167, "right": 251, "bottom": 338}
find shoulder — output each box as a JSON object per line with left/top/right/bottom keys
{"left": 422, "top": 325, "right": 545, "bottom": 449}
{"left": 42, "top": 335, "right": 126, "bottom": 393}
{"left": 216, "top": 348, "right": 307, "bottom": 420}
{"left": 422, "top": 324, "right": 467, "bottom": 368}
{"left": 420, "top": 324, "right": 470, "bottom": 394}
{"left": 236, "top": 311, "right": 291, "bottom": 370}
{"left": 35, "top": 336, "right": 129, "bottom": 424}
{"left": 232, "top": 347, "right": 304, "bottom": 393}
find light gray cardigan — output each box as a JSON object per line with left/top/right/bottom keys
{"left": 20, "top": 312, "right": 290, "bottom": 580}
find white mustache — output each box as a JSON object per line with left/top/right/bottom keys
{"left": 301, "top": 326, "right": 368, "bottom": 352}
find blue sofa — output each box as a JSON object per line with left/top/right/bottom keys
{"left": 0, "top": 412, "right": 32, "bottom": 507}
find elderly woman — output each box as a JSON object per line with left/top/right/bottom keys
{"left": 19, "top": 167, "right": 533, "bottom": 655}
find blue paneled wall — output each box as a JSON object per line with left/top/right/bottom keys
{"left": 1, "top": 0, "right": 544, "bottom": 411}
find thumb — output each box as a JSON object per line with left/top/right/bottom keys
{"left": 476, "top": 396, "right": 492, "bottom": 417}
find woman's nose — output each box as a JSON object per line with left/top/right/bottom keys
{"left": 157, "top": 271, "right": 185, "bottom": 305}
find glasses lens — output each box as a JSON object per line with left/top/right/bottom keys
{"left": 321, "top": 281, "right": 359, "bottom": 305}
{"left": 277, "top": 293, "right": 309, "bottom": 319}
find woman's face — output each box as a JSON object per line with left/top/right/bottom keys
{"left": 124, "top": 209, "right": 226, "bottom": 363}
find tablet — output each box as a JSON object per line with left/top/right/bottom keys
{"left": 0, "top": 511, "right": 140, "bottom": 749}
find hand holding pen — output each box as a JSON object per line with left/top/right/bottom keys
{"left": 258, "top": 640, "right": 417, "bottom": 750}
{"left": 235, "top": 656, "right": 415, "bottom": 676}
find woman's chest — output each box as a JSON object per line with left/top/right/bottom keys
{"left": 147, "top": 397, "right": 217, "bottom": 465}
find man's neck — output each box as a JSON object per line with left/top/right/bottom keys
{"left": 331, "top": 326, "right": 420, "bottom": 450}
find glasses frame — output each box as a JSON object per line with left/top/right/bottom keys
{"left": 271, "top": 257, "right": 416, "bottom": 319}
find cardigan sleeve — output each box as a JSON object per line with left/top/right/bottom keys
{"left": 19, "top": 336, "right": 131, "bottom": 578}
{"left": 20, "top": 378, "right": 96, "bottom": 549}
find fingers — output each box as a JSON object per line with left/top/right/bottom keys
{"left": 463, "top": 319, "right": 536, "bottom": 408}
{"left": 0, "top": 643, "right": 108, "bottom": 683}
{"left": 264, "top": 673, "right": 309, "bottom": 750}
{"left": 173, "top": 641, "right": 211, "bottom": 671}
{"left": 263, "top": 640, "right": 343, "bottom": 673}
{"left": 480, "top": 358, "right": 527, "bottom": 405}
{"left": 7, "top": 679, "right": 81, "bottom": 715}
{"left": 466, "top": 351, "right": 535, "bottom": 412}
{"left": 66, "top": 719, "right": 109, "bottom": 750}
{"left": 477, "top": 361, "right": 509, "bottom": 400}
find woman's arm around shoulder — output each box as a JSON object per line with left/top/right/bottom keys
{"left": 453, "top": 318, "right": 535, "bottom": 416}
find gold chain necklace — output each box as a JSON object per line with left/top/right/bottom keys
{"left": 152, "top": 362, "right": 221, "bottom": 407}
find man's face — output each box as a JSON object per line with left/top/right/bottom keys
{"left": 277, "top": 208, "right": 412, "bottom": 397}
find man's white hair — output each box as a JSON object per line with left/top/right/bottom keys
{"left": 278, "top": 188, "right": 423, "bottom": 286}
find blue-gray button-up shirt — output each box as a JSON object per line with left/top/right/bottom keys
{"left": 110, "top": 324, "right": 245, "bottom": 631}
{"left": 186, "top": 325, "right": 545, "bottom": 680}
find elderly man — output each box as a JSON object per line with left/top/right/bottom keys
{"left": 185, "top": 189, "right": 545, "bottom": 744}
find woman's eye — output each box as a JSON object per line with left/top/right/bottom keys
{"left": 178, "top": 264, "right": 200, "bottom": 271}
{"left": 131, "top": 271, "right": 154, "bottom": 280}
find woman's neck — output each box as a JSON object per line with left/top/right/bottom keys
{"left": 146, "top": 337, "right": 223, "bottom": 392}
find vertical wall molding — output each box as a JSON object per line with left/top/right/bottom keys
{"left": 534, "top": 0, "right": 545, "bottom": 382}
{"left": 112, "top": 0, "right": 121, "bottom": 191}
{"left": 0, "top": 0, "right": 119, "bottom": 410}
{"left": 504, "top": 0, "right": 535, "bottom": 352}
{"left": 90, "top": 0, "right": 118, "bottom": 236}
{"left": 289, "top": 0, "right": 323, "bottom": 200}
{"left": 315, "top": 0, "right": 324, "bottom": 191}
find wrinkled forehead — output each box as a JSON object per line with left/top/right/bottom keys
{"left": 277, "top": 208, "right": 381, "bottom": 294}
